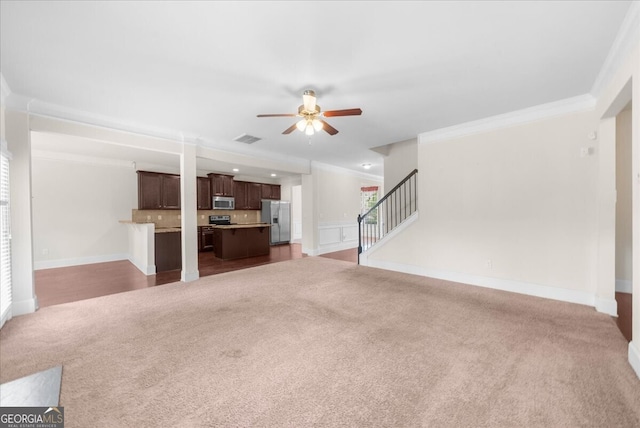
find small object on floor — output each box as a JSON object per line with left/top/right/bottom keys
{"left": 0, "top": 365, "right": 62, "bottom": 407}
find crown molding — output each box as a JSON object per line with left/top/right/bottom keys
{"left": 590, "top": 1, "right": 640, "bottom": 98}
{"left": 418, "top": 94, "right": 596, "bottom": 145}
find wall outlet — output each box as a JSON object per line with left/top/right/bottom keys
{"left": 146, "top": 215, "right": 151, "bottom": 221}
{"left": 201, "top": 215, "right": 204, "bottom": 219}
{"left": 158, "top": 215, "right": 162, "bottom": 220}
{"left": 486, "top": 259, "right": 493, "bottom": 269}
{"left": 42, "top": 248, "right": 49, "bottom": 256}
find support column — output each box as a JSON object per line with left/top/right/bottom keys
{"left": 595, "top": 117, "right": 617, "bottom": 316}
{"left": 630, "top": 59, "right": 640, "bottom": 378}
{"left": 180, "top": 141, "right": 199, "bottom": 282}
{"left": 6, "top": 110, "right": 37, "bottom": 314}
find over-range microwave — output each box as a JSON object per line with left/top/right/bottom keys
{"left": 213, "top": 196, "right": 235, "bottom": 210}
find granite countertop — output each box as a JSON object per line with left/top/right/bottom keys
{"left": 155, "top": 227, "right": 182, "bottom": 233}
{"left": 121, "top": 220, "right": 271, "bottom": 232}
{"left": 211, "top": 223, "right": 271, "bottom": 230}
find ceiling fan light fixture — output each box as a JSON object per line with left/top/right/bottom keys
{"left": 296, "top": 119, "right": 307, "bottom": 132}
{"left": 305, "top": 122, "right": 315, "bottom": 136}
{"left": 312, "top": 119, "right": 323, "bottom": 131}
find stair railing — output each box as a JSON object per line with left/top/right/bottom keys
{"left": 357, "top": 169, "right": 418, "bottom": 264}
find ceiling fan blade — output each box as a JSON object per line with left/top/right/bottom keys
{"left": 322, "top": 108, "right": 362, "bottom": 117}
{"left": 282, "top": 123, "right": 298, "bottom": 134}
{"left": 257, "top": 113, "right": 297, "bottom": 118}
{"left": 320, "top": 120, "right": 339, "bottom": 135}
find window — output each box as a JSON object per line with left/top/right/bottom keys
{"left": 361, "top": 186, "right": 379, "bottom": 224}
{"left": 0, "top": 140, "right": 11, "bottom": 328}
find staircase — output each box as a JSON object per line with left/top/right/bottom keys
{"left": 357, "top": 169, "right": 418, "bottom": 264}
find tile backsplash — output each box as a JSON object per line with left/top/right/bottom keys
{"left": 132, "top": 209, "right": 261, "bottom": 227}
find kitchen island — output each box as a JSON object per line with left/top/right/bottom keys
{"left": 212, "top": 223, "right": 271, "bottom": 260}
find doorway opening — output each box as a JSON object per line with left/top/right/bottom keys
{"left": 615, "top": 101, "right": 633, "bottom": 342}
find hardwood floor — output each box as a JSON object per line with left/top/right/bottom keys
{"left": 35, "top": 245, "right": 358, "bottom": 308}
{"left": 615, "top": 292, "right": 633, "bottom": 343}
{"left": 34, "top": 248, "right": 633, "bottom": 345}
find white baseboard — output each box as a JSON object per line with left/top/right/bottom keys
{"left": 181, "top": 270, "right": 199, "bottom": 282}
{"left": 595, "top": 297, "right": 618, "bottom": 317}
{"left": 629, "top": 341, "right": 640, "bottom": 380}
{"left": 303, "top": 242, "right": 358, "bottom": 257}
{"left": 317, "top": 241, "right": 358, "bottom": 255}
{"left": 12, "top": 297, "right": 38, "bottom": 316}
{"left": 130, "top": 257, "right": 156, "bottom": 276}
{"left": 34, "top": 253, "right": 129, "bottom": 270}
{"left": 0, "top": 307, "right": 11, "bottom": 329}
{"left": 616, "top": 279, "right": 633, "bottom": 294}
{"left": 363, "top": 258, "right": 606, "bottom": 312}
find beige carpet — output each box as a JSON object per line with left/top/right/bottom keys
{"left": 1, "top": 257, "right": 639, "bottom": 427}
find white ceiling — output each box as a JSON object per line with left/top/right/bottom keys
{"left": 0, "top": 1, "right": 633, "bottom": 178}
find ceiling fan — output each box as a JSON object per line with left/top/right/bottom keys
{"left": 257, "top": 90, "right": 362, "bottom": 136}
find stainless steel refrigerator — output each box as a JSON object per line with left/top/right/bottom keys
{"left": 261, "top": 200, "right": 291, "bottom": 245}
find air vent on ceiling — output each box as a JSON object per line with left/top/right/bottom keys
{"left": 233, "top": 134, "right": 262, "bottom": 144}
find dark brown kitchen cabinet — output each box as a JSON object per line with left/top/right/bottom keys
{"left": 233, "top": 181, "right": 247, "bottom": 209}
{"left": 208, "top": 173, "right": 234, "bottom": 197}
{"left": 197, "top": 177, "right": 212, "bottom": 210}
{"left": 155, "top": 231, "right": 181, "bottom": 272}
{"left": 162, "top": 174, "right": 181, "bottom": 209}
{"left": 247, "top": 182, "right": 262, "bottom": 208}
{"left": 138, "top": 171, "right": 162, "bottom": 209}
{"left": 234, "top": 181, "right": 262, "bottom": 210}
{"left": 138, "top": 171, "right": 181, "bottom": 210}
{"left": 213, "top": 226, "right": 270, "bottom": 260}
{"left": 261, "top": 184, "right": 281, "bottom": 200}
{"left": 270, "top": 184, "right": 281, "bottom": 200}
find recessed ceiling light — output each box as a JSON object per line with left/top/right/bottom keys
{"left": 232, "top": 168, "right": 239, "bottom": 172}
{"left": 362, "top": 163, "right": 372, "bottom": 169}
{"left": 270, "top": 173, "right": 277, "bottom": 177}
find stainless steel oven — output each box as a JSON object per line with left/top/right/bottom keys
{"left": 200, "top": 226, "right": 215, "bottom": 251}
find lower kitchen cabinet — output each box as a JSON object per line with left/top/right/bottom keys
{"left": 155, "top": 231, "right": 181, "bottom": 272}
{"left": 213, "top": 226, "right": 270, "bottom": 260}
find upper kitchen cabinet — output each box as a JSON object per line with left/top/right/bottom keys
{"left": 247, "top": 182, "right": 262, "bottom": 208}
{"left": 162, "top": 174, "right": 181, "bottom": 209}
{"left": 209, "top": 173, "right": 234, "bottom": 197}
{"left": 261, "top": 184, "right": 281, "bottom": 200}
{"left": 235, "top": 181, "right": 262, "bottom": 210}
{"left": 137, "top": 171, "right": 181, "bottom": 210}
{"left": 197, "top": 177, "right": 212, "bottom": 210}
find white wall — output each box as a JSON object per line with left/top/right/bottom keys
{"left": 367, "top": 108, "right": 601, "bottom": 304}
{"left": 384, "top": 138, "right": 417, "bottom": 193}
{"left": 616, "top": 106, "right": 633, "bottom": 291}
{"left": 31, "top": 150, "right": 137, "bottom": 268}
{"left": 302, "top": 162, "right": 382, "bottom": 255}
{"left": 291, "top": 185, "right": 302, "bottom": 242}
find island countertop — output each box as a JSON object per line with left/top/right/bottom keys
{"left": 211, "top": 223, "right": 271, "bottom": 230}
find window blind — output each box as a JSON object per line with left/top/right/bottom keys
{"left": 0, "top": 142, "right": 12, "bottom": 328}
